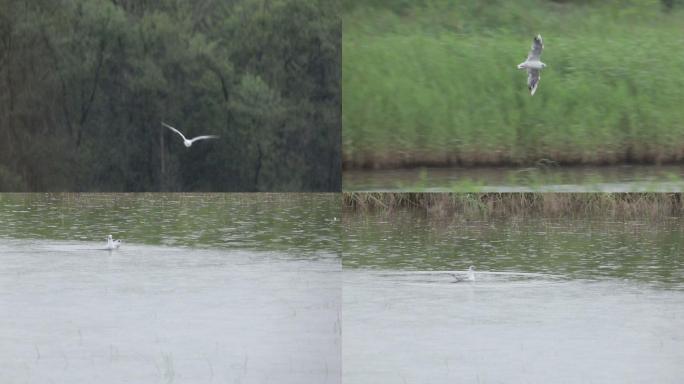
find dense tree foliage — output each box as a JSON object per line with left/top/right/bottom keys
{"left": 0, "top": 0, "right": 340, "bottom": 191}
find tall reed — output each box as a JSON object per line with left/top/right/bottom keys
{"left": 343, "top": 192, "right": 684, "bottom": 218}
{"left": 343, "top": 0, "right": 684, "bottom": 168}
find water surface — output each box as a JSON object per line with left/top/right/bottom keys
{"left": 342, "top": 210, "right": 684, "bottom": 383}
{"left": 0, "top": 193, "right": 339, "bottom": 253}
{"left": 0, "top": 194, "right": 341, "bottom": 384}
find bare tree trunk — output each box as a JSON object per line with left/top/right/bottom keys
{"left": 41, "top": 30, "right": 74, "bottom": 140}
{"left": 6, "top": 28, "right": 16, "bottom": 163}
{"left": 76, "top": 38, "right": 107, "bottom": 148}
{"left": 254, "top": 143, "right": 262, "bottom": 191}
{"left": 160, "top": 124, "right": 165, "bottom": 190}
{"left": 5, "top": 34, "right": 10, "bottom": 142}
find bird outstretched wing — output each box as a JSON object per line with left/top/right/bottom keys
{"left": 527, "top": 68, "right": 540, "bottom": 95}
{"left": 188, "top": 135, "right": 220, "bottom": 144}
{"left": 161, "top": 122, "right": 187, "bottom": 141}
{"left": 526, "top": 34, "right": 543, "bottom": 61}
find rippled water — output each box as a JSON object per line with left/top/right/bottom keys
{"left": 342, "top": 210, "right": 684, "bottom": 383}
{"left": 0, "top": 193, "right": 339, "bottom": 254}
{"left": 0, "top": 194, "right": 341, "bottom": 384}
{"left": 343, "top": 164, "right": 684, "bottom": 192}
{"left": 343, "top": 212, "right": 684, "bottom": 287}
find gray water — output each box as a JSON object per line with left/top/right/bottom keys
{"left": 0, "top": 194, "right": 341, "bottom": 384}
{"left": 343, "top": 164, "right": 684, "bottom": 192}
{"left": 344, "top": 271, "right": 683, "bottom": 384}
{"left": 342, "top": 212, "right": 684, "bottom": 383}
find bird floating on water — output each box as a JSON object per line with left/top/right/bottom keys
{"left": 451, "top": 266, "right": 476, "bottom": 282}
{"left": 517, "top": 34, "right": 546, "bottom": 95}
{"left": 105, "top": 234, "right": 121, "bottom": 250}
{"left": 161, "top": 122, "right": 219, "bottom": 148}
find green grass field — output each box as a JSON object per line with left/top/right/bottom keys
{"left": 343, "top": 0, "right": 684, "bottom": 169}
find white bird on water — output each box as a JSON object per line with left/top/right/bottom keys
{"left": 161, "top": 122, "right": 219, "bottom": 148}
{"left": 105, "top": 235, "right": 121, "bottom": 250}
{"left": 451, "top": 266, "right": 476, "bottom": 282}
{"left": 467, "top": 265, "right": 476, "bottom": 281}
{"left": 517, "top": 34, "right": 546, "bottom": 95}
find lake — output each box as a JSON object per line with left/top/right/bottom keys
{"left": 343, "top": 164, "right": 684, "bottom": 192}
{"left": 342, "top": 209, "right": 684, "bottom": 383}
{"left": 0, "top": 193, "right": 341, "bottom": 384}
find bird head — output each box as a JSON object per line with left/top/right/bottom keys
{"left": 183, "top": 141, "right": 192, "bottom": 148}
{"left": 107, "top": 235, "right": 112, "bottom": 241}
{"left": 468, "top": 266, "right": 475, "bottom": 271}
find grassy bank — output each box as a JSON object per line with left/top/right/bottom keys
{"left": 343, "top": 0, "right": 684, "bottom": 169}
{"left": 343, "top": 192, "right": 684, "bottom": 218}
{"left": 342, "top": 164, "right": 684, "bottom": 191}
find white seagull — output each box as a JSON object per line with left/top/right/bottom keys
{"left": 451, "top": 266, "right": 476, "bottom": 282}
{"left": 105, "top": 234, "right": 122, "bottom": 250}
{"left": 161, "top": 122, "right": 219, "bottom": 148}
{"left": 517, "top": 34, "right": 546, "bottom": 95}
{"left": 467, "top": 265, "right": 476, "bottom": 281}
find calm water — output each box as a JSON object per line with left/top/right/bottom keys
{"left": 0, "top": 194, "right": 340, "bottom": 384}
{"left": 342, "top": 210, "right": 684, "bottom": 383}
{"left": 343, "top": 164, "right": 684, "bottom": 192}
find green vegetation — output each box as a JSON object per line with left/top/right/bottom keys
{"left": 343, "top": 192, "right": 684, "bottom": 218}
{"left": 343, "top": 0, "right": 684, "bottom": 169}
{"left": 343, "top": 166, "right": 684, "bottom": 192}
{"left": 0, "top": 0, "right": 340, "bottom": 191}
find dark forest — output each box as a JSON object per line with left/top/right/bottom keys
{"left": 0, "top": 0, "right": 340, "bottom": 191}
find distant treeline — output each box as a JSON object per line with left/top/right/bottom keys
{"left": 343, "top": 0, "right": 684, "bottom": 169}
{"left": 343, "top": 192, "right": 684, "bottom": 218}
{"left": 0, "top": 0, "right": 340, "bottom": 191}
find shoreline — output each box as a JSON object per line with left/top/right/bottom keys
{"left": 343, "top": 192, "right": 684, "bottom": 218}
{"left": 342, "top": 154, "right": 684, "bottom": 171}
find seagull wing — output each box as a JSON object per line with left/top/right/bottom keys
{"left": 188, "top": 135, "right": 219, "bottom": 144}
{"left": 161, "top": 122, "right": 187, "bottom": 141}
{"left": 450, "top": 273, "right": 463, "bottom": 282}
{"left": 527, "top": 68, "right": 540, "bottom": 95}
{"left": 451, "top": 273, "right": 474, "bottom": 283}
{"left": 526, "top": 34, "right": 543, "bottom": 61}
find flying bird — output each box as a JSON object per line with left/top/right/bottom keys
{"left": 105, "top": 234, "right": 121, "bottom": 250}
{"left": 161, "top": 122, "right": 219, "bottom": 148}
{"left": 517, "top": 34, "right": 546, "bottom": 95}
